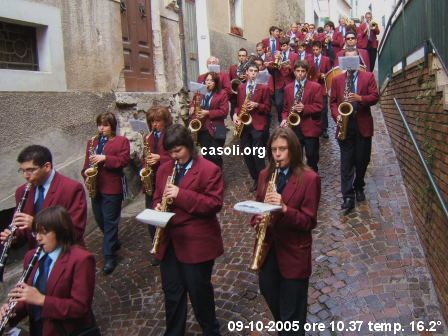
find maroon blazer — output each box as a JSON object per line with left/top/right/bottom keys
{"left": 82, "top": 135, "right": 130, "bottom": 195}
{"left": 261, "top": 37, "right": 280, "bottom": 53}
{"left": 330, "top": 71, "right": 379, "bottom": 137}
{"left": 296, "top": 51, "right": 310, "bottom": 62}
{"left": 306, "top": 54, "right": 332, "bottom": 94}
{"left": 252, "top": 168, "right": 321, "bottom": 279}
{"left": 235, "top": 82, "right": 271, "bottom": 131}
{"left": 332, "top": 29, "right": 345, "bottom": 55}
{"left": 153, "top": 156, "right": 224, "bottom": 263}
{"left": 282, "top": 80, "right": 323, "bottom": 138}
{"left": 268, "top": 51, "right": 298, "bottom": 89}
{"left": 357, "top": 22, "right": 380, "bottom": 49}
{"left": 197, "top": 72, "right": 231, "bottom": 99}
{"left": 334, "top": 48, "right": 371, "bottom": 72}
{"left": 12, "top": 247, "right": 95, "bottom": 335}
{"left": 14, "top": 173, "right": 87, "bottom": 248}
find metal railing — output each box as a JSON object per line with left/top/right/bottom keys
{"left": 378, "top": 0, "right": 448, "bottom": 86}
{"left": 393, "top": 98, "right": 448, "bottom": 221}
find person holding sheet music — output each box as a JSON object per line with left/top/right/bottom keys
{"left": 197, "top": 56, "right": 231, "bottom": 98}
{"left": 153, "top": 124, "right": 224, "bottom": 335}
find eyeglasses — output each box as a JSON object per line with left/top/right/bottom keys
{"left": 17, "top": 166, "right": 41, "bottom": 175}
{"left": 346, "top": 37, "right": 356, "bottom": 41}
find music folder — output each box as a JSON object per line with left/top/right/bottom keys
{"left": 136, "top": 209, "right": 175, "bottom": 228}
{"left": 233, "top": 201, "right": 282, "bottom": 215}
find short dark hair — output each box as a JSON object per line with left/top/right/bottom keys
{"left": 294, "top": 60, "right": 310, "bottom": 72}
{"left": 279, "top": 37, "right": 290, "bottom": 46}
{"left": 238, "top": 48, "right": 248, "bottom": 56}
{"left": 163, "top": 124, "right": 196, "bottom": 156}
{"left": 96, "top": 112, "right": 118, "bottom": 135}
{"left": 254, "top": 56, "right": 264, "bottom": 65}
{"left": 33, "top": 206, "right": 75, "bottom": 254}
{"left": 246, "top": 62, "right": 258, "bottom": 71}
{"left": 204, "top": 72, "right": 221, "bottom": 93}
{"left": 17, "top": 145, "right": 53, "bottom": 167}
{"left": 312, "top": 40, "right": 322, "bottom": 49}
{"left": 146, "top": 106, "right": 173, "bottom": 129}
{"left": 345, "top": 30, "right": 357, "bottom": 39}
{"left": 325, "top": 21, "right": 335, "bottom": 30}
{"left": 317, "top": 27, "right": 324, "bottom": 33}
{"left": 269, "top": 26, "right": 278, "bottom": 34}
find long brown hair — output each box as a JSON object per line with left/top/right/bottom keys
{"left": 146, "top": 106, "right": 173, "bottom": 130}
{"left": 265, "top": 127, "right": 307, "bottom": 184}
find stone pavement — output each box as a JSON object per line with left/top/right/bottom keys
{"left": 85, "top": 106, "right": 445, "bottom": 335}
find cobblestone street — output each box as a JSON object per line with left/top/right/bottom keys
{"left": 88, "top": 107, "right": 445, "bottom": 335}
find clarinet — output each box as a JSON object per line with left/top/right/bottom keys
{"left": 0, "top": 246, "right": 43, "bottom": 334}
{"left": 0, "top": 183, "right": 32, "bottom": 282}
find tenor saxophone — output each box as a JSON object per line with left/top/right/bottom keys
{"left": 84, "top": 134, "right": 99, "bottom": 198}
{"left": 140, "top": 131, "right": 154, "bottom": 195}
{"left": 287, "top": 84, "right": 302, "bottom": 127}
{"left": 150, "top": 161, "right": 178, "bottom": 255}
{"left": 0, "top": 245, "right": 42, "bottom": 333}
{"left": 336, "top": 70, "right": 354, "bottom": 141}
{"left": 249, "top": 162, "right": 280, "bottom": 271}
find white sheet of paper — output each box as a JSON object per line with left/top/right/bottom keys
{"left": 188, "top": 81, "right": 208, "bottom": 95}
{"left": 208, "top": 64, "right": 221, "bottom": 73}
{"left": 136, "top": 209, "right": 175, "bottom": 228}
{"left": 129, "top": 119, "right": 149, "bottom": 134}
{"left": 256, "top": 70, "right": 270, "bottom": 85}
{"left": 338, "top": 56, "right": 360, "bottom": 71}
{"left": 233, "top": 200, "right": 282, "bottom": 215}
{"left": 5, "top": 328, "right": 21, "bottom": 336}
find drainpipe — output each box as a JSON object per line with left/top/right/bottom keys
{"left": 177, "top": 0, "right": 189, "bottom": 91}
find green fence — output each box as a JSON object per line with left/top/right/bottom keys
{"left": 378, "top": 0, "right": 448, "bottom": 85}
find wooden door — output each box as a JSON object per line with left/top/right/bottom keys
{"left": 121, "top": 0, "right": 156, "bottom": 91}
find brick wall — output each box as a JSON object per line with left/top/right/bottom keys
{"left": 380, "top": 54, "right": 448, "bottom": 321}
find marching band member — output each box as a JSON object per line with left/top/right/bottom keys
{"left": 252, "top": 127, "right": 321, "bottom": 336}
{"left": 334, "top": 30, "right": 371, "bottom": 71}
{"left": 233, "top": 62, "right": 271, "bottom": 192}
{"left": 189, "top": 72, "right": 228, "bottom": 168}
{"left": 229, "top": 48, "right": 249, "bottom": 119}
{"left": 330, "top": 49, "right": 379, "bottom": 211}
{"left": 332, "top": 17, "right": 347, "bottom": 56}
{"left": 357, "top": 11, "right": 380, "bottom": 71}
{"left": 0, "top": 145, "right": 87, "bottom": 248}
{"left": 82, "top": 112, "right": 130, "bottom": 274}
{"left": 254, "top": 57, "right": 275, "bottom": 96}
{"left": 197, "top": 56, "right": 231, "bottom": 98}
{"left": 307, "top": 41, "right": 332, "bottom": 139}
{"left": 255, "top": 42, "right": 269, "bottom": 62}
{"left": 261, "top": 26, "right": 280, "bottom": 55}
{"left": 281, "top": 61, "right": 323, "bottom": 172}
{"left": 153, "top": 124, "right": 224, "bottom": 336}
{"left": 142, "top": 106, "right": 172, "bottom": 265}
{"left": 296, "top": 41, "right": 309, "bottom": 62}
{"left": 323, "top": 21, "right": 336, "bottom": 63}
{"left": 0, "top": 206, "right": 97, "bottom": 336}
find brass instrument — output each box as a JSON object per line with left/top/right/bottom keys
{"left": 0, "top": 245, "right": 42, "bottom": 334}
{"left": 336, "top": 70, "right": 354, "bottom": 141}
{"left": 0, "top": 183, "right": 32, "bottom": 282}
{"left": 370, "top": 20, "right": 378, "bottom": 29}
{"left": 234, "top": 83, "right": 254, "bottom": 138}
{"left": 84, "top": 134, "right": 99, "bottom": 198}
{"left": 272, "top": 53, "right": 282, "bottom": 69}
{"left": 301, "top": 27, "right": 309, "bottom": 34}
{"left": 140, "top": 131, "right": 154, "bottom": 196}
{"left": 231, "top": 78, "right": 241, "bottom": 94}
{"left": 150, "top": 161, "right": 178, "bottom": 255}
{"left": 188, "top": 93, "right": 202, "bottom": 146}
{"left": 287, "top": 84, "right": 303, "bottom": 127}
{"left": 249, "top": 162, "right": 280, "bottom": 271}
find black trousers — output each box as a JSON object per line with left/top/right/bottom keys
{"left": 321, "top": 95, "right": 328, "bottom": 132}
{"left": 292, "top": 127, "right": 319, "bottom": 172}
{"left": 259, "top": 248, "right": 309, "bottom": 336}
{"left": 160, "top": 245, "right": 220, "bottom": 336}
{"left": 367, "top": 40, "right": 377, "bottom": 72}
{"left": 338, "top": 117, "right": 372, "bottom": 199}
{"left": 198, "top": 130, "right": 224, "bottom": 168}
{"left": 274, "top": 88, "right": 285, "bottom": 123}
{"left": 145, "top": 194, "right": 156, "bottom": 240}
{"left": 241, "top": 126, "right": 266, "bottom": 182}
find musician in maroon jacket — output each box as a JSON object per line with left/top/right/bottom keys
{"left": 261, "top": 26, "right": 280, "bottom": 55}
{"left": 334, "top": 30, "right": 371, "bottom": 71}
{"left": 197, "top": 56, "right": 231, "bottom": 98}
{"left": 82, "top": 112, "right": 130, "bottom": 274}
{"left": 229, "top": 48, "right": 248, "bottom": 120}
{"left": 142, "top": 106, "right": 172, "bottom": 265}
{"left": 0, "top": 145, "right": 87, "bottom": 249}
{"left": 330, "top": 49, "right": 379, "bottom": 211}
{"left": 296, "top": 41, "right": 309, "bottom": 62}
{"left": 306, "top": 40, "right": 332, "bottom": 139}
{"left": 251, "top": 127, "right": 321, "bottom": 336}
{"left": 153, "top": 124, "right": 223, "bottom": 336}
{"left": 189, "top": 71, "right": 229, "bottom": 168}
{"left": 233, "top": 63, "right": 271, "bottom": 191}
{"left": 356, "top": 11, "right": 380, "bottom": 71}
{"left": 1, "top": 206, "right": 96, "bottom": 336}
{"left": 282, "top": 60, "right": 323, "bottom": 172}
{"left": 332, "top": 18, "right": 348, "bottom": 56}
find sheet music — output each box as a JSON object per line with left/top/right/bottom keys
{"left": 255, "top": 70, "right": 270, "bottom": 85}
{"left": 129, "top": 119, "right": 149, "bottom": 135}
{"left": 5, "top": 328, "right": 21, "bottom": 336}
{"left": 338, "top": 56, "right": 360, "bottom": 71}
{"left": 136, "top": 209, "right": 175, "bottom": 228}
{"left": 188, "top": 81, "right": 208, "bottom": 95}
{"left": 208, "top": 64, "right": 221, "bottom": 73}
{"left": 234, "top": 200, "right": 282, "bottom": 215}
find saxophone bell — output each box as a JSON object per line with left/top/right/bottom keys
{"left": 84, "top": 134, "right": 99, "bottom": 198}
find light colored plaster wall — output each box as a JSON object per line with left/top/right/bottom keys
{"left": 206, "top": 0, "right": 229, "bottom": 33}
{"left": 241, "top": 0, "right": 272, "bottom": 42}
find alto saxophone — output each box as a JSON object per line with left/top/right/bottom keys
{"left": 140, "top": 131, "right": 154, "bottom": 195}
{"left": 0, "top": 245, "right": 42, "bottom": 333}
{"left": 249, "top": 162, "right": 280, "bottom": 271}
{"left": 336, "top": 70, "right": 354, "bottom": 141}
{"left": 287, "top": 84, "right": 303, "bottom": 127}
{"left": 84, "top": 134, "right": 99, "bottom": 198}
{"left": 0, "top": 183, "right": 32, "bottom": 282}
{"left": 234, "top": 83, "right": 253, "bottom": 138}
{"left": 188, "top": 93, "right": 202, "bottom": 146}
{"left": 150, "top": 161, "right": 178, "bottom": 255}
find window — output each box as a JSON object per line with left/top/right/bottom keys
{"left": 229, "top": 0, "right": 243, "bottom": 36}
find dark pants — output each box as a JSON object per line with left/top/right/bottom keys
{"left": 259, "top": 248, "right": 309, "bottom": 336}
{"left": 241, "top": 126, "right": 266, "bottom": 182}
{"left": 292, "top": 127, "right": 320, "bottom": 172}
{"left": 367, "top": 40, "right": 377, "bottom": 72}
{"left": 321, "top": 95, "right": 328, "bottom": 132}
{"left": 92, "top": 193, "right": 122, "bottom": 260}
{"left": 338, "top": 117, "right": 372, "bottom": 199}
{"left": 145, "top": 194, "right": 156, "bottom": 240}
{"left": 274, "top": 88, "right": 285, "bottom": 123}
{"left": 160, "top": 245, "right": 220, "bottom": 336}
{"left": 198, "top": 130, "right": 224, "bottom": 168}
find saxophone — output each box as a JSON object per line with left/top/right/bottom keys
{"left": 287, "top": 84, "right": 303, "bottom": 127}
{"left": 188, "top": 93, "right": 202, "bottom": 146}
{"left": 233, "top": 83, "right": 253, "bottom": 138}
{"left": 336, "top": 70, "right": 354, "bottom": 141}
{"left": 84, "top": 134, "right": 99, "bottom": 198}
{"left": 140, "top": 131, "right": 154, "bottom": 195}
{"left": 150, "top": 161, "right": 178, "bottom": 255}
{"left": 0, "top": 245, "right": 42, "bottom": 333}
{"left": 0, "top": 183, "right": 32, "bottom": 282}
{"left": 249, "top": 162, "right": 280, "bottom": 271}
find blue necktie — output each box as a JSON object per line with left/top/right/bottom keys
{"left": 96, "top": 136, "right": 108, "bottom": 155}
{"left": 315, "top": 57, "right": 319, "bottom": 69}
{"left": 34, "top": 185, "right": 45, "bottom": 214}
{"left": 32, "top": 254, "right": 52, "bottom": 320}
{"left": 247, "top": 84, "right": 253, "bottom": 95}
{"left": 295, "top": 83, "right": 300, "bottom": 96}
{"left": 276, "top": 169, "right": 289, "bottom": 194}
{"left": 282, "top": 53, "right": 287, "bottom": 62}
{"left": 271, "top": 40, "right": 276, "bottom": 53}
{"left": 202, "top": 94, "right": 212, "bottom": 109}
{"left": 153, "top": 132, "right": 160, "bottom": 152}
{"left": 175, "top": 165, "right": 186, "bottom": 186}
